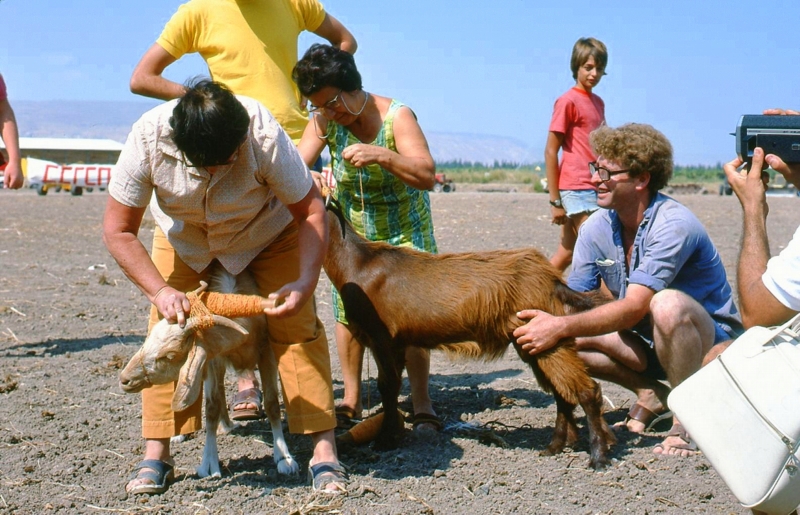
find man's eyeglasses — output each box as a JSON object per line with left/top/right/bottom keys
{"left": 308, "top": 89, "right": 342, "bottom": 113}
{"left": 589, "top": 161, "right": 630, "bottom": 182}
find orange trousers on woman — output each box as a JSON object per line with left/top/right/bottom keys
{"left": 140, "top": 224, "right": 336, "bottom": 439}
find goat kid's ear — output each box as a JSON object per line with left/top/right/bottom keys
{"left": 172, "top": 342, "right": 208, "bottom": 412}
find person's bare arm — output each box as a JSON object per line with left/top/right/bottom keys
{"left": 312, "top": 13, "right": 357, "bottom": 54}
{"left": 297, "top": 116, "right": 328, "bottom": 167}
{"left": 262, "top": 186, "right": 328, "bottom": 318}
{"left": 725, "top": 148, "right": 797, "bottom": 328}
{"left": 130, "top": 43, "right": 187, "bottom": 100}
{"left": 0, "top": 97, "right": 23, "bottom": 189}
{"left": 545, "top": 131, "right": 566, "bottom": 225}
{"left": 514, "top": 284, "right": 654, "bottom": 355}
{"left": 102, "top": 196, "right": 191, "bottom": 325}
{"left": 341, "top": 106, "right": 435, "bottom": 190}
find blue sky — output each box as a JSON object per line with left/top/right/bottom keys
{"left": 1, "top": 0, "right": 799, "bottom": 165}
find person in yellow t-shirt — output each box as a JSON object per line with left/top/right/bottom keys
{"left": 130, "top": 0, "right": 356, "bottom": 142}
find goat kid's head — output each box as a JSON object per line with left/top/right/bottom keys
{"left": 119, "top": 315, "right": 248, "bottom": 412}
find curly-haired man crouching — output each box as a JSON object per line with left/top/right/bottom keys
{"left": 514, "top": 123, "right": 744, "bottom": 456}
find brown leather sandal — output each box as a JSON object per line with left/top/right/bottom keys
{"left": 622, "top": 403, "right": 673, "bottom": 432}
{"left": 230, "top": 387, "right": 266, "bottom": 421}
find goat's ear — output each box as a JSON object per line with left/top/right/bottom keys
{"left": 172, "top": 341, "right": 208, "bottom": 412}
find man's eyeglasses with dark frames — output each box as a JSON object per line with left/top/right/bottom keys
{"left": 589, "top": 161, "right": 630, "bottom": 182}
{"left": 308, "top": 89, "right": 342, "bottom": 113}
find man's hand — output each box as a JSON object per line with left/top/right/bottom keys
{"left": 513, "top": 309, "right": 566, "bottom": 355}
{"left": 153, "top": 286, "right": 192, "bottom": 328}
{"left": 263, "top": 281, "right": 314, "bottom": 319}
{"left": 762, "top": 109, "right": 800, "bottom": 189}
{"left": 763, "top": 108, "right": 800, "bottom": 116}
{"left": 723, "top": 148, "right": 769, "bottom": 217}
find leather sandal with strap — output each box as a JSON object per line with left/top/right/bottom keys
{"left": 412, "top": 412, "right": 443, "bottom": 432}
{"left": 621, "top": 403, "right": 673, "bottom": 432}
{"left": 126, "top": 459, "right": 175, "bottom": 496}
{"left": 230, "top": 387, "right": 266, "bottom": 421}
{"left": 308, "top": 460, "right": 349, "bottom": 494}
{"left": 653, "top": 423, "right": 699, "bottom": 456}
{"left": 335, "top": 406, "right": 361, "bottom": 429}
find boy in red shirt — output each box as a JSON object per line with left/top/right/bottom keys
{"left": 545, "top": 38, "right": 608, "bottom": 271}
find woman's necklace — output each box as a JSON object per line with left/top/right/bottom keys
{"left": 342, "top": 90, "right": 370, "bottom": 116}
{"left": 314, "top": 90, "right": 370, "bottom": 140}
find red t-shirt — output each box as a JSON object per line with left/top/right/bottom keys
{"left": 0, "top": 74, "right": 7, "bottom": 102}
{"left": 548, "top": 87, "right": 605, "bottom": 190}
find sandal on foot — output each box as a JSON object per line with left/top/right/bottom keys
{"left": 412, "top": 412, "right": 443, "bottom": 432}
{"left": 615, "top": 403, "right": 672, "bottom": 433}
{"left": 308, "top": 461, "right": 348, "bottom": 494}
{"left": 230, "top": 387, "right": 266, "bottom": 421}
{"left": 653, "top": 423, "right": 699, "bottom": 456}
{"left": 335, "top": 406, "right": 360, "bottom": 429}
{"left": 126, "top": 459, "right": 175, "bottom": 496}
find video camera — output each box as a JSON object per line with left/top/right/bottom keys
{"left": 736, "top": 115, "right": 800, "bottom": 164}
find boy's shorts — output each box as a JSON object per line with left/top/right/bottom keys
{"left": 560, "top": 189, "right": 598, "bottom": 217}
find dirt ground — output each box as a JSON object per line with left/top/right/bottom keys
{"left": 1, "top": 187, "right": 799, "bottom": 515}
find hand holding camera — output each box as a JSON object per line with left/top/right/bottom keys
{"left": 726, "top": 109, "right": 800, "bottom": 211}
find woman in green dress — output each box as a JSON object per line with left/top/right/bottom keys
{"left": 294, "top": 44, "right": 441, "bottom": 432}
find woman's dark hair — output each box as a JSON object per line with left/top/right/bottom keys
{"left": 170, "top": 78, "right": 249, "bottom": 167}
{"left": 292, "top": 43, "right": 362, "bottom": 96}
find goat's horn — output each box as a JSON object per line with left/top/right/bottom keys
{"left": 183, "top": 314, "right": 249, "bottom": 335}
{"left": 321, "top": 185, "right": 332, "bottom": 207}
{"left": 191, "top": 281, "right": 209, "bottom": 296}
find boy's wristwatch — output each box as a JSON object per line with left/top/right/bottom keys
{"left": 549, "top": 199, "right": 563, "bottom": 208}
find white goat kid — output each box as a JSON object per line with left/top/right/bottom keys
{"left": 119, "top": 267, "right": 299, "bottom": 478}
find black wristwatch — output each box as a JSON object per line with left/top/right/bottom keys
{"left": 549, "top": 199, "right": 563, "bottom": 208}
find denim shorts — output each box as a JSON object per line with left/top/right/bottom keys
{"left": 560, "top": 189, "right": 599, "bottom": 217}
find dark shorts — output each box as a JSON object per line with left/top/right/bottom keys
{"left": 626, "top": 315, "right": 734, "bottom": 381}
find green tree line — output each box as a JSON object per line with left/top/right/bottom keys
{"left": 434, "top": 161, "right": 727, "bottom": 188}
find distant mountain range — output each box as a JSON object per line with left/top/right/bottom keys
{"left": 13, "top": 100, "right": 539, "bottom": 166}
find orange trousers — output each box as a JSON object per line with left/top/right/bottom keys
{"left": 141, "top": 224, "right": 336, "bottom": 438}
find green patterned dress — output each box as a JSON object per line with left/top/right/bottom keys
{"left": 326, "top": 100, "right": 437, "bottom": 323}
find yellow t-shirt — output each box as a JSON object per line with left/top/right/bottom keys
{"left": 157, "top": 0, "right": 326, "bottom": 142}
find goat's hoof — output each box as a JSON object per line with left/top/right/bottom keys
{"left": 540, "top": 443, "right": 564, "bottom": 457}
{"left": 276, "top": 456, "right": 299, "bottom": 475}
{"left": 196, "top": 463, "right": 222, "bottom": 479}
{"left": 197, "top": 469, "right": 222, "bottom": 479}
{"left": 589, "top": 455, "right": 611, "bottom": 471}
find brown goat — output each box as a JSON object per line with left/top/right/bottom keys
{"left": 323, "top": 200, "right": 615, "bottom": 469}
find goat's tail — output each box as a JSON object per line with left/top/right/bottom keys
{"left": 435, "top": 341, "right": 501, "bottom": 361}
{"left": 554, "top": 281, "right": 609, "bottom": 315}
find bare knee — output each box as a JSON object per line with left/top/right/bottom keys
{"left": 650, "top": 290, "right": 692, "bottom": 331}
{"left": 702, "top": 340, "right": 731, "bottom": 367}
{"left": 651, "top": 290, "right": 715, "bottom": 343}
